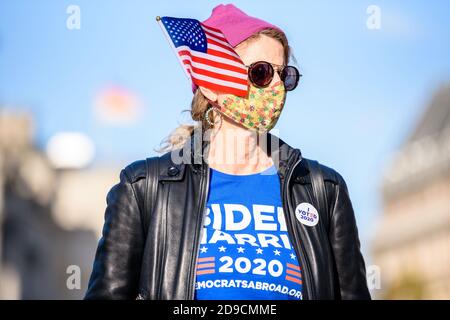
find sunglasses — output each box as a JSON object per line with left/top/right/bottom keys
{"left": 245, "top": 61, "right": 302, "bottom": 91}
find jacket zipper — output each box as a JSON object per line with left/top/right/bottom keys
{"left": 188, "top": 164, "right": 210, "bottom": 299}
{"left": 282, "top": 154, "right": 315, "bottom": 300}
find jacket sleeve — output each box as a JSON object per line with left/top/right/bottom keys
{"left": 84, "top": 168, "right": 145, "bottom": 300}
{"left": 328, "top": 171, "right": 371, "bottom": 300}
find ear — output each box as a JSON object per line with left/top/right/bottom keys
{"left": 199, "top": 86, "right": 218, "bottom": 103}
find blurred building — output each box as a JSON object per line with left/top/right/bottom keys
{"left": 373, "top": 85, "right": 450, "bottom": 299}
{"left": 0, "top": 109, "right": 120, "bottom": 299}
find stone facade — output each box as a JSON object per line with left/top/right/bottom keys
{"left": 0, "top": 109, "right": 120, "bottom": 299}
{"left": 373, "top": 85, "right": 450, "bottom": 299}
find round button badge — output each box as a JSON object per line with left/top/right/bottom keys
{"left": 295, "top": 202, "right": 319, "bottom": 227}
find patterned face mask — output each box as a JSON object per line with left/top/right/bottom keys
{"left": 211, "top": 80, "right": 286, "bottom": 132}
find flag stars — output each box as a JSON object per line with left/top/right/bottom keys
{"left": 161, "top": 18, "right": 208, "bottom": 53}
{"left": 237, "top": 247, "right": 245, "bottom": 253}
{"left": 274, "top": 249, "right": 281, "bottom": 256}
{"left": 218, "top": 246, "right": 226, "bottom": 252}
{"left": 256, "top": 248, "right": 263, "bottom": 255}
{"left": 200, "top": 246, "right": 208, "bottom": 253}
{"left": 290, "top": 253, "right": 296, "bottom": 260}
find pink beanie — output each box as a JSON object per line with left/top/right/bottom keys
{"left": 191, "top": 3, "right": 285, "bottom": 93}
{"left": 202, "top": 3, "right": 285, "bottom": 48}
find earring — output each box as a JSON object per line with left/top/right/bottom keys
{"left": 204, "top": 106, "right": 222, "bottom": 127}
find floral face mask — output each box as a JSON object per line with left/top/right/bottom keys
{"left": 210, "top": 80, "right": 286, "bottom": 132}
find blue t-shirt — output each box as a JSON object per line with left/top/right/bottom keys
{"left": 194, "top": 164, "right": 303, "bottom": 300}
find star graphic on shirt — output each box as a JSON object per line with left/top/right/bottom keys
{"left": 290, "top": 253, "right": 296, "bottom": 260}
{"left": 273, "top": 249, "right": 281, "bottom": 256}
{"left": 256, "top": 248, "right": 263, "bottom": 254}
{"left": 218, "top": 246, "right": 226, "bottom": 252}
{"left": 237, "top": 247, "right": 245, "bottom": 253}
{"left": 200, "top": 246, "right": 208, "bottom": 253}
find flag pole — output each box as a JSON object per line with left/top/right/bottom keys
{"left": 155, "top": 16, "right": 192, "bottom": 82}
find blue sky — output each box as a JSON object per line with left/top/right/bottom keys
{"left": 1, "top": 0, "right": 450, "bottom": 259}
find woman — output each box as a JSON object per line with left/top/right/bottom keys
{"left": 85, "top": 4, "right": 370, "bottom": 300}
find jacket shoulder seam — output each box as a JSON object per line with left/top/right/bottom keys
{"left": 120, "top": 165, "right": 145, "bottom": 228}
{"left": 123, "top": 159, "right": 149, "bottom": 183}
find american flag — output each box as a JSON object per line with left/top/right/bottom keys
{"left": 157, "top": 16, "right": 249, "bottom": 97}
{"left": 285, "top": 263, "right": 302, "bottom": 285}
{"left": 196, "top": 256, "right": 216, "bottom": 276}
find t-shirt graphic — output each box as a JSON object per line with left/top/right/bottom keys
{"left": 194, "top": 164, "right": 303, "bottom": 300}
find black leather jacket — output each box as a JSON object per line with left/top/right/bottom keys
{"left": 85, "top": 133, "right": 371, "bottom": 300}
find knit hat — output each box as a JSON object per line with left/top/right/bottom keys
{"left": 191, "top": 3, "right": 285, "bottom": 93}
{"left": 203, "top": 3, "right": 284, "bottom": 47}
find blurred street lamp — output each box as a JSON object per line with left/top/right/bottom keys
{"left": 45, "top": 132, "right": 95, "bottom": 170}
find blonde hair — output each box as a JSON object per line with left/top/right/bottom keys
{"left": 157, "top": 28, "right": 293, "bottom": 153}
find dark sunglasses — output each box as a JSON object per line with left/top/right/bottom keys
{"left": 246, "top": 61, "right": 302, "bottom": 91}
